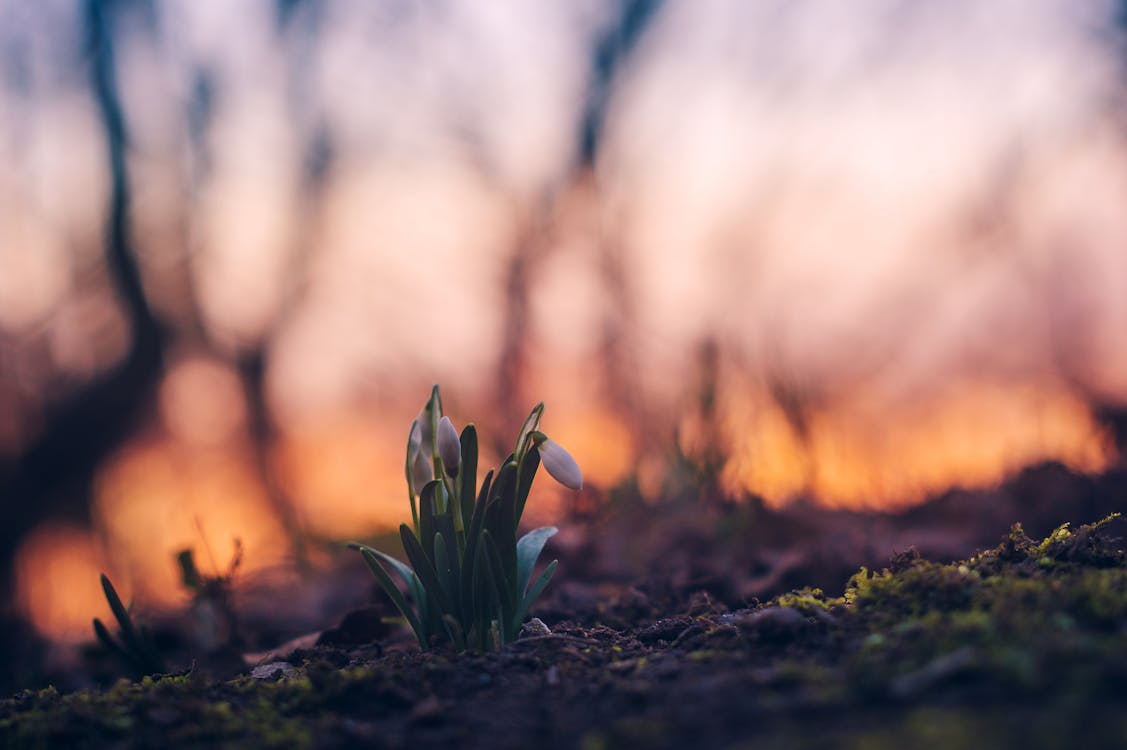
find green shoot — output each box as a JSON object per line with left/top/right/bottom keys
{"left": 92, "top": 573, "right": 167, "bottom": 677}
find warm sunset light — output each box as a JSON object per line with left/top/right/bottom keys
{"left": 15, "top": 524, "right": 111, "bottom": 644}
{"left": 93, "top": 438, "right": 289, "bottom": 606}
{"left": 3, "top": 0, "right": 1127, "bottom": 652}
{"left": 9, "top": 4, "right": 1127, "bottom": 747}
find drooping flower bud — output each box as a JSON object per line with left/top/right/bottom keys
{"left": 536, "top": 438, "right": 583, "bottom": 490}
{"left": 437, "top": 415, "right": 461, "bottom": 477}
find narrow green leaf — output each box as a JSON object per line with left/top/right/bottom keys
{"left": 400, "top": 523, "right": 454, "bottom": 617}
{"left": 481, "top": 530, "right": 514, "bottom": 626}
{"left": 513, "top": 559, "right": 557, "bottom": 632}
{"left": 433, "top": 532, "right": 454, "bottom": 606}
{"left": 459, "top": 424, "right": 478, "bottom": 535}
{"left": 434, "top": 513, "right": 461, "bottom": 618}
{"left": 514, "top": 402, "right": 545, "bottom": 458}
{"left": 351, "top": 543, "right": 429, "bottom": 630}
{"left": 100, "top": 574, "right": 155, "bottom": 664}
{"left": 513, "top": 447, "right": 540, "bottom": 525}
{"left": 473, "top": 539, "right": 501, "bottom": 647}
{"left": 418, "top": 481, "right": 439, "bottom": 567}
{"left": 92, "top": 618, "right": 129, "bottom": 661}
{"left": 405, "top": 419, "right": 421, "bottom": 535}
{"left": 484, "top": 464, "right": 518, "bottom": 587}
{"left": 426, "top": 385, "right": 443, "bottom": 478}
{"left": 461, "top": 469, "right": 493, "bottom": 619}
{"left": 471, "top": 534, "right": 502, "bottom": 645}
{"left": 100, "top": 574, "right": 134, "bottom": 639}
{"left": 488, "top": 460, "right": 517, "bottom": 509}
{"left": 349, "top": 543, "right": 410, "bottom": 585}
{"left": 359, "top": 548, "right": 428, "bottom": 649}
{"left": 516, "top": 526, "right": 557, "bottom": 596}
{"left": 442, "top": 614, "right": 466, "bottom": 652}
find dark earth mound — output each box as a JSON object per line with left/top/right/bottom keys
{"left": 5, "top": 509, "right": 1127, "bottom": 750}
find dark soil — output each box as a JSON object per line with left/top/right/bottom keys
{"left": 5, "top": 463, "right": 1127, "bottom": 749}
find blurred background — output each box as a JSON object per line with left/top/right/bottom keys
{"left": 3, "top": 0, "right": 1127, "bottom": 651}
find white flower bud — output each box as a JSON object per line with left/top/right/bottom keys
{"left": 411, "top": 447, "right": 433, "bottom": 496}
{"left": 437, "top": 415, "right": 461, "bottom": 476}
{"left": 416, "top": 408, "right": 434, "bottom": 454}
{"left": 537, "top": 438, "right": 583, "bottom": 490}
{"left": 408, "top": 419, "right": 422, "bottom": 460}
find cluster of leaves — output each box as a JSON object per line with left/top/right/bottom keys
{"left": 92, "top": 574, "right": 167, "bottom": 678}
{"left": 351, "top": 386, "right": 582, "bottom": 651}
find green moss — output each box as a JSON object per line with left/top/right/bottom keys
{"left": 774, "top": 587, "right": 841, "bottom": 615}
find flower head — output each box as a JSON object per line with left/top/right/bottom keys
{"left": 437, "top": 415, "right": 461, "bottom": 476}
{"left": 536, "top": 437, "right": 583, "bottom": 490}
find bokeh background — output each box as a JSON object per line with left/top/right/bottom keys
{"left": 3, "top": 0, "right": 1127, "bottom": 643}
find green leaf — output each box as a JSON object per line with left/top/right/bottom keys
{"left": 400, "top": 523, "right": 454, "bottom": 617}
{"left": 349, "top": 543, "right": 421, "bottom": 598}
{"left": 435, "top": 514, "right": 461, "bottom": 614}
{"left": 481, "top": 530, "right": 515, "bottom": 630}
{"left": 514, "top": 402, "right": 545, "bottom": 458}
{"left": 426, "top": 385, "right": 443, "bottom": 474}
{"left": 513, "top": 447, "right": 540, "bottom": 525}
{"left": 484, "top": 464, "right": 518, "bottom": 587}
{"left": 100, "top": 574, "right": 154, "bottom": 664}
{"left": 100, "top": 574, "right": 134, "bottom": 639}
{"left": 516, "top": 526, "right": 557, "bottom": 597}
{"left": 418, "top": 481, "right": 439, "bottom": 567}
{"left": 442, "top": 614, "right": 466, "bottom": 651}
{"left": 359, "top": 548, "right": 428, "bottom": 648}
{"left": 459, "top": 425, "right": 478, "bottom": 534}
{"left": 513, "top": 559, "right": 558, "bottom": 633}
{"left": 470, "top": 541, "right": 492, "bottom": 650}
{"left": 405, "top": 419, "right": 421, "bottom": 535}
{"left": 488, "top": 460, "right": 517, "bottom": 509}
{"left": 92, "top": 618, "right": 128, "bottom": 661}
{"left": 433, "top": 532, "right": 454, "bottom": 607}
{"left": 461, "top": 469, "right": 493, "bottom": 621}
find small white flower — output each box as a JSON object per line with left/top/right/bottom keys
{"left": 437, "top": 415, "right": 461, "bottom": 476}
{"left": 537, "top": 438, "right": 583, "bottom": 490}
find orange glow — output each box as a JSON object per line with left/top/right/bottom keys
{"left": 11, "top": 2, "right": 1127, "bottom": 645}
{"left": 274, "top": 415, "right": 408, "bottom": 538}
{"left": 547, "top": 406, "right": 634, "bottom": 488}
{"left": 720, "top": 378, "right": 1113, "bottom": 509}
{"left": 94, "top": 438, "right": 288, "bottom": 607}
{"left": 15, "top": 524, "right": 111, "bottom": 643}
{"left": 159, "top": 356, "right": 247, "bottom": 446}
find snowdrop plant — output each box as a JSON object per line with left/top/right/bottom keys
{"left": 351, "top": 386, "right": 581, "bottom": 651}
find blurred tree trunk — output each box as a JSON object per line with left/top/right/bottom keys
{"left": 0, "top": 0, "right": 165, "bottom": 604}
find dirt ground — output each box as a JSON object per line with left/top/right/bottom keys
{"left": 4, "top": 461, "right": 1127, "bottom": 749}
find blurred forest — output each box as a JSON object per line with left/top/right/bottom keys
{"left": 4, "top": 0, "right": 1127, "bottom": 643}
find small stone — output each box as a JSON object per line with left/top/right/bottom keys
{"left": 520, "top": 617, "right": 552, "bottom": 638}
{"left": 250, "top": 661, "right": 298, "bottom": 680}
